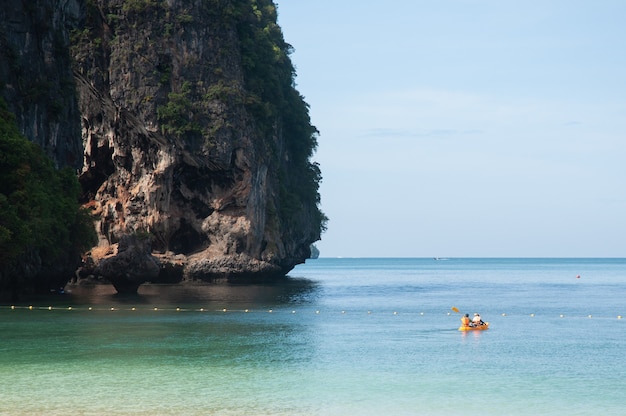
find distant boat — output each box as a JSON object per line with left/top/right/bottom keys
{"left": 433, "top": 257, "right": 449, "bottom": 261}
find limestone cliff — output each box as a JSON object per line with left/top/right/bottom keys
{"left": 1, "top": 0, "right": 325, "bottom": 293}
{"left": 72, "top": 0, "right": 325, "bottom": 290}
{"left": 0, "top": 0, "right": 83, "bottom": 169}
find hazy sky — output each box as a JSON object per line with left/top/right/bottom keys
{"left": 275, "top": 1, "right": 626, "bottom": 258}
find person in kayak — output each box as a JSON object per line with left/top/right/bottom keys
{"left": 461, "top": 313, "right": 471, "bottom": 328}
{"left": 472, "top": 313, "right": 485, "bottom": 326}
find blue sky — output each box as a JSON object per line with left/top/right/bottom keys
{"left": 276, "top": 1, "right": 626, "bottom": 257}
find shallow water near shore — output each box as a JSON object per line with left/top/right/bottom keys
{"left": 1, "top": 258, "right": 625, "bottom": 415}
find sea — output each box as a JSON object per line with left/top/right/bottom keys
{"left": 1, "top": 258, "right": 625, "bottom": 415}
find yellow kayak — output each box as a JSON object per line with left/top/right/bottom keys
{"left": 458, "top": 322, "right": 489, "bottom": 331}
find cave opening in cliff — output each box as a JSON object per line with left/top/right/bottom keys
{"left": 168, "top": 218, "right": 203, "bottom": 255}
{"left": 78, "top": 141, "right": 115, "bottom": 203}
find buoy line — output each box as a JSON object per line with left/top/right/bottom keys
{"left": 0, "top": 304, "right": 624, "bottom": 320}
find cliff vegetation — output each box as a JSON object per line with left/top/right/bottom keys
{"left": 0, "top": 98, "right": 96, "bottom": 299}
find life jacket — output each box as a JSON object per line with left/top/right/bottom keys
{"left": 461, "top": 316, "right": 470, "bottom": 326}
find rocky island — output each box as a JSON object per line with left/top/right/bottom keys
{"left": 0, "top": 0, "right": 325, "bottom": 296}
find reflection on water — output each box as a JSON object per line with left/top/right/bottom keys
{"left": 61, "top": 277, "right": 319, "bottom": 309}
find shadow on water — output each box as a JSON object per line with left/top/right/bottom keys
{"left": 21, "top": 277, "right": 322, "bottom": 309}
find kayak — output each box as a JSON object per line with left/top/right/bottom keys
{"left": 458, "top": 322, "right": 489, "bottom": 331}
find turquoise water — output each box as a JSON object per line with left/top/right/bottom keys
{"left": 1, "top": 258, "right": 625, "bottom": 415}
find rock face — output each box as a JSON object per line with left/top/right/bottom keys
{"left": 0, "top": 0, "right": 84, "bottom": 169}
{"left": 95, "top": 234, "right": 160, "bottom": 293}
{"left": 70, "top": 0, "right": 324, "bottom": 290}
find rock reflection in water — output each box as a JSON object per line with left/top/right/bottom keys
{"left": 65, "top": 277, "right": 319, "bottom": 309}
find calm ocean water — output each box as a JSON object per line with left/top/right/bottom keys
{"left": 1, "top": 258, "right": 625, "bottom": 415}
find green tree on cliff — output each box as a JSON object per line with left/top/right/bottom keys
{"left": 0, "top": 98, "right": 96, "bottom": 299}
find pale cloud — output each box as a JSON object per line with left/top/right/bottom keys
{"left": 359, "top": 128, "right": 482, "bottom": 139}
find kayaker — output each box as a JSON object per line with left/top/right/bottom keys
{"left": 472, "top": 313, "right": 484, "bottom": 326}
{"left": 461, "top": 313, "right": 471, "bottom": 327}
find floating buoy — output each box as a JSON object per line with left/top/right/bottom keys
{"left": 502, "top": 313, "right": 506, "bottom": 316}
{"left": 131, "top": 307, "right": 136, "bottom": 311}
{"left": 618, "top": 315, "right": 622, "bottom": 320}
{"left": 316, "top": 310, "right": 320, "bottom": 314}
{"left": 176, "top": 307, "right": 180, "bottom": 312}
{"left": 268, "top": 309, "right": 273, "bottom": 313}
{"left": 292, "top": 310, "right": 296, "bottom": 314}
{"left": 576, "top": 275, "right": 581, "bottom": 279}
{"left": 244, "top": 309, "right": 248, "bottom": 313}
{"left": 588, "top": 315, "right": 593, "bottom": 318}
{"left": 68, "top": 307, "right": 72, "bottom": 311}
{"left": 88, "top": 307, "right": 92, "bottom": 311}
{"left": 11, "top": 305, "right": 15, "bottom": 310}
{"left": 560, "top": 314, "right": 564, "bottom": 318}
{"left": 530, "top": 313, "right": 535, "bottom": 317}
{"left": 393, "top": 311, "right": 398, "bottom": 315}
{"left": 48, "top": 306, "right": 52, "bottom": 310}
{"left": 29, "top": 305, "right": 33, "bottom": 310}
{"left": 154, "top": 307, "right": 158, "bottom": 311}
